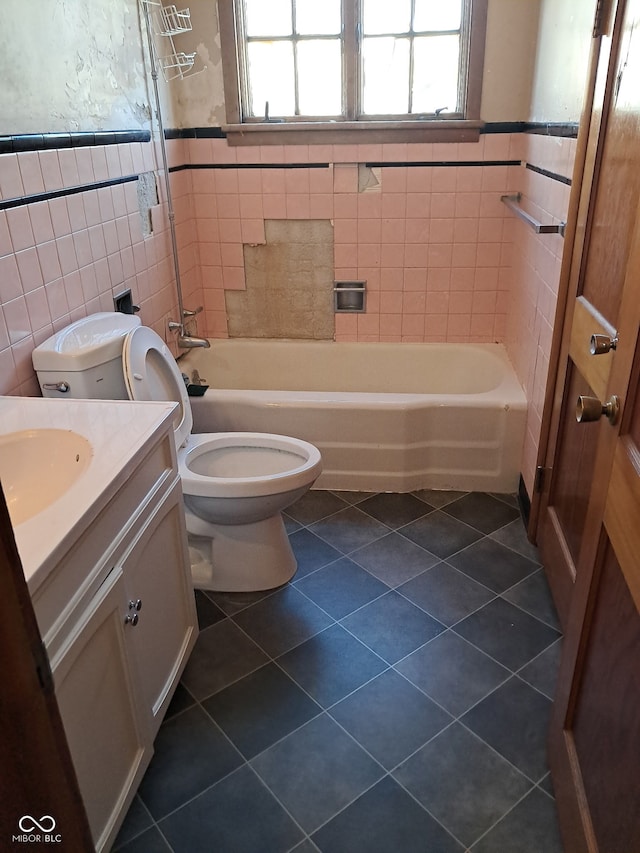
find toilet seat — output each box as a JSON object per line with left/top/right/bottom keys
{"left": 179, "top": 432, "right": 322, "bottom": 498}
{"left": 122, "top": 326, "right": 193, "bottom": 448}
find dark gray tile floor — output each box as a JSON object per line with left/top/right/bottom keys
{"left": 113, "top": 490, "right": 564, "bottom": 853}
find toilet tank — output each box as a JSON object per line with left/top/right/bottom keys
{"left": 32, "top": 312, "right": 141, "bottom": 399}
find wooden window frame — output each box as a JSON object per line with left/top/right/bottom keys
{"left": 218, "top": 0, "right": 487, "bottom": 146}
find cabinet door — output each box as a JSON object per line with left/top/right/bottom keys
{"left": 51, "top": 567, "right": 151, "bottom": 851}
{"left": 122, "top": 480, "right": 198, "bottom": 736}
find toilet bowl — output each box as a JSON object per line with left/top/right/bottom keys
{"left": 32, "top": 315, "right": 322, "bottom": 592}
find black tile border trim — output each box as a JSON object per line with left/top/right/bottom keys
{"left": 169, "top": 162, "right": 330, "bottom": 172}
{"left": 525, "top": 122, "right": 579, "bottom": 138}
{"left": 365, "top": 159, "right": 520, "bottom": 169}
{"left": 165, "top": 127, "right": 227, "bottom": 139}
{"left": 0, "top": 123, "right": 578, "bottom": 155}
{"left": 0, "top": 174, "right": 140, "bottom": 212}
{"left": 518, "top": 474, "right": 531, "bottom": 528}
{"left": 169, "top": 159, "right": 520, "bottom": 173}
{"left": 526, "top": 162, "right": 572, "bottom": 186}
{"left": 0, "top": 130, "right": 151, "bottom": 155}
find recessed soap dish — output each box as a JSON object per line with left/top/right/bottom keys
{"left": 334, "top": 281, "right": 367, "bottom": 313}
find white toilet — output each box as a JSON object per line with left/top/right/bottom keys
{"left": 32, "top": 313, "right": 322, "bottom": 592}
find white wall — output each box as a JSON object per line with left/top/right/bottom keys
{"left": 481, "top": 0, "right": 541, "bottom": 122}
{"left": 529, "top": 0, "right": 597, "bottom": 122}
{"left": 0, "top": 0, "right": 175, "bottom": 134}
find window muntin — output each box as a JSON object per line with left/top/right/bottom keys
{"left": 236, "top": 0, "right": 475, "bottom": 122}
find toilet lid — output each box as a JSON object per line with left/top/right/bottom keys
{"left": 122, "top": 326, "right": 193, "bottom": 448}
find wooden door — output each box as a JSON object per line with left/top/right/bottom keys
{"left": 536, "top": 0, "right": 640, "bottom": 630}
{"left": 535, "top": 0, "right": 640, "bottom": 849}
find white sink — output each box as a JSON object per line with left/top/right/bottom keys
{"left": 0, "top": 428, "right": 93, "bottom": 526}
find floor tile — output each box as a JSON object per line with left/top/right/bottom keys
{"left": 443, "top": 492, "right": 520, "bottom": 534}
{"left": 204, "top": 587, "right": 278, "bottom": 617}
{"left": 286, "top": 490, "right": 350, "bottom": 525}
{"left": 290, "top": 841, "right": 321, "bottom": 853}
{"left": 329, "top": 669, "right": 451, "bottom": 769}
{"left": 356, "top": 492, "right": 433, "bottom": 528}
{"left": 489, "top": 518, "right": 541, "bottom": 563}
{"left": 350, "top": 531, "right": 439, "bottom": 586}
{"left": 471, "top": 787, "right": 564, "bottom": 852}
{"left": 539, "top": 773, "right": 556, "bottom": 798}
{"left": 330, "top": 490, "right": 369, "bottom": 504}
{"left": 397, "top": 562, "right": 494, "bottom": 626}
{"left": 454, "top": 598, "right": 561, "bottom": 672}
{"left": 251, "top": 714, "right": 384, "bottom": 833}
{"left": 502, "top": 569, "right": 561, "bottom": 629}
{"left": 194, "top": 589, "right": 226, "bottom": 629}
{"left": 137, "top": 705, "right": 243, "bottom": 820}
{"left": 413, "top": 489, "right": 468, "bottom": 508}
{"left": 112, "top": 796, "right": 153, "bottom": 850}
{"left": 311, "top": 775, "right": 464, "bottom": 853}
{"left": 283, "top": 515, "right": 303, "bottom": 534}
{"left": 309, "top": 505, "right": 390, "bottom": 554}
{"left": 163, "top": 683, "right": 196, "bottom": 720}
{"left": 448, "top": 538, "right": 539, "bottom": 594}
{"left": 401, "top": 511, "right": 483, "bottom": 558}
{"left": 202, "top": 662, "right": 321, "bottom": 759}
{"left": 394, "top": 722, "right": 532, "bottom": 847}
{"left": 341, "top": 590, "right": 445, "bottom": 664}
{"left": 462, "top": 676, "right": 552, "bottom": 781}
{"left": 180, "top": 619, "right": 269, "bottom": 700}
{"left": 518, "top": 639, "right": 562, "bottom": 700}
{"left": 395, "top": 631, "right": 510, "bottom": 716}
{"left": 489, "top": 492, "right": 519, "bottom": 509}
{"left": 233, "top": 585, "right": 334, "bottom": 657}
{"left": 277, "top": 624, "right": 388, "bottom": 707}
{"left": 294, "top": 557, "right": 389, "bottom": 619}
{"left": 159, "top": 765, "right": 303, "bottom": 853}
{"left": 114, "top": 826, "right": 171, "bottom": 853}
{"left": 288, "top": 528, "right": 343, "bottom": 578}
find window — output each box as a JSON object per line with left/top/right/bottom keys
{"left": 218, "top": 0, "right": 487, "bottom": 145}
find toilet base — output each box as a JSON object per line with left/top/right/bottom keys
{"left": 187, "top": 512, "right": 297, "bottom": 592}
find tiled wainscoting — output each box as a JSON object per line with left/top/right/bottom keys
{"left": 0, "top": 127, "right": 575, "bottom": 495}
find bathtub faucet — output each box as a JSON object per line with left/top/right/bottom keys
{"left": 168, "top": 318, "right": 211, "bottom": 349}
{"left": 178, "top": 334, "right": 210, "bottom": 349}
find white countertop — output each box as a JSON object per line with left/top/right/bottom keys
{"left": 0, "top": 396, "right": 177, "bottom": 591}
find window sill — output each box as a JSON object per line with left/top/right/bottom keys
{"left": 223, "top": 119, "right": 484, "bottom": 147}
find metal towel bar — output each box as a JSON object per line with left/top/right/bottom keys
{"left": 501, "top": 193, "right": 566, "bottom": 237}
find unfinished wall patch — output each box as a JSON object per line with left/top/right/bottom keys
{"left": 225, "top": 220, "right": 334, "bottom": 339}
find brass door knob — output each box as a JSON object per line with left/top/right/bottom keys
{"left": 576, "top": 395, "right": 620, "bottom": 424}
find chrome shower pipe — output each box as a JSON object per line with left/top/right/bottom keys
{"left": 141, "top": 1, "right": 187, "bottom": 335}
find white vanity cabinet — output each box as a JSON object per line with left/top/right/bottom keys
{"left": 31, "top": 422, "right": 198, "bottom": 852}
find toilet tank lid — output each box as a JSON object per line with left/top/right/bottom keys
{"left": 32, "top": 312, "right": 142, "bottom": 372}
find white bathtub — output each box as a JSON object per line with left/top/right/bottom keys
{"left": 178, "top": 340, "right": 527, "bottom": 493}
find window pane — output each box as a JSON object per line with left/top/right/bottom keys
{"left": 244, "top": 0, "right": 292, "bottom": 37}
{"left": 362, "top": 0, "right": 411, "bottom": 35}
{"left": 247, "top": 42, "right": 295, "bottom": 117}
{"left": 362, "top": 37, "right": 410, "bottom": 114}
{"left": 414, "top": 0, "right": 462, "bottom": 32}
{"left": 295, "top": 0, "right": 341, "bottom": 35}
{"left": 412, "top": 35, "right": 460, "bottom": 114}
{"left": 298, "top": 41, "right": 342, "bottom": 115}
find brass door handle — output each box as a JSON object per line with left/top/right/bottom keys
{"left": 576, "top": 395, "right": 620, "bottom": 424}
{"left": 590, "top": 334, "right": 618, "bottom": 355}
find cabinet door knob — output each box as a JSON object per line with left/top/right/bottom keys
{"left": 129, "top": 599, "right": 142, "bottom": 611}
{"left": 125, "top": 613, "right": 139, "bottom": 627}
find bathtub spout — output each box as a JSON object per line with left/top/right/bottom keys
{"left": 178, "top": 334, "right": 210, "bottom": 349}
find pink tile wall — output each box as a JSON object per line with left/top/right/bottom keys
{"left": 187, "top": 135, "right": 519, "bottom": 345}
{"left": 505, "top": 134, "right": 576, "bottom": 497}
{"left": 0, "top": 138, "right": 196, "bottom": 395}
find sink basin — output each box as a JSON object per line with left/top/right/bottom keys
{"left": 0, "top": 428, "right": 93, "bottom": 526}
